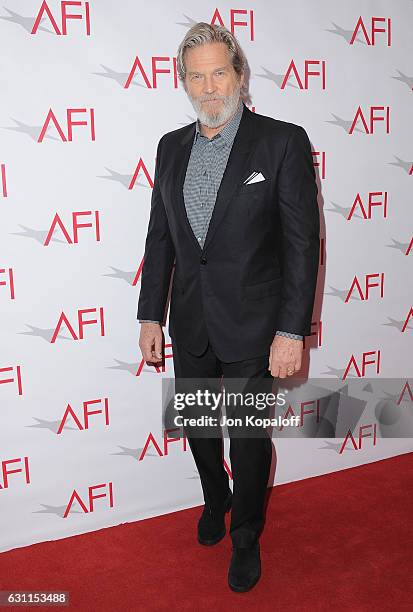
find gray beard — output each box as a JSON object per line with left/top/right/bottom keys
{"left": 188, "top": 84, "right": 242, "bottom": 129}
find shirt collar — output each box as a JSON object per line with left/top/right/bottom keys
{"left": 194, "top": 98, "right": 244, "bottom": 145}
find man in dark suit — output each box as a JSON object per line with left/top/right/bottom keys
{"left": 137, "top": 23, "right": 319, "bottom": 592}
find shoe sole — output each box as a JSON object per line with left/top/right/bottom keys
{"left": 228, "top": 571, "right": 261, "bottom": 593}
{"left": 197, "top": 494, "right": 232, "bottom": 546}
{"left": 198, "top": 528, "right": 226, "bottom": 546}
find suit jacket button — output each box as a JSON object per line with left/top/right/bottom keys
{"left": 200, "top": 257, "right": 207, "bottom": 265}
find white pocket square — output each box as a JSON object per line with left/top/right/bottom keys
{"left": 243, "top": 171, "right": 266, "bottom": 184}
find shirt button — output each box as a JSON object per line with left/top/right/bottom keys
{"left": 197, "top": 236, "right": 202, "bottom": 242}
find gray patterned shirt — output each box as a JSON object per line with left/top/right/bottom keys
{"left": 183, "top": 98, "right": 244, "bottom": 248}
{"left": 139, "top": 99, "right": 303, "bottom": 341}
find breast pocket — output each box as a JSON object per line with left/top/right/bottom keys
{"left": 238, "top": 178, "right": 270, "bottom": 195}
{"left": 236, "top": 174, "right": 274, "bottom": 205}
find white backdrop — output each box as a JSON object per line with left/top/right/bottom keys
{"left": 1, "top": 0, "right": 412, "bottom": 553}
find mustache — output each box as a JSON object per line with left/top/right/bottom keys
{"left": 199, "top": 96, "right": 225, "bottom": 102}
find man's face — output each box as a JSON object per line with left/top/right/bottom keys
{"left": 183, "top": 42, "right": 244, "bottom": 128}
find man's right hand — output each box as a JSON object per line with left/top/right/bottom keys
{"left": 139, "top": 322, "right": 163, "bottom": 364}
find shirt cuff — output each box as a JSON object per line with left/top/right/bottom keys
{"left": 275, "top": 330, "right": 303, "bottom": 340}
{"left": 138, "top": 320, "right": 161, "bottom": 324}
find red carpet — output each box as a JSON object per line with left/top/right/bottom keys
{"left": 1, "top": 452, "right": 412, "bottom": 611}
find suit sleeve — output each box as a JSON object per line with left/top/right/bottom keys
{"left": 275, "top": 125, "right": 320, "bottom": 336}
{"left": 136, "top": 135, "right": 175, "bottom": 323}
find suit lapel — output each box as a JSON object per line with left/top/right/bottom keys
{"left": 173, "top": 123, "right": 200, "bottom": 252}
{"left": 203, "top": 104, "right": 255, "bottom": 252}
{"left": 173, "top": 103, "right": 256, "bottom": 254}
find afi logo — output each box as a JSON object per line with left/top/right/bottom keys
{"left": 32, "top": 1, "right": 91, "bottom": 35}
{"left": 346, "top": 274, "right": 384, "bottom": 302}
{"left": 340, "top": 423, "right": 377, "bottom": 453}
{"left": 39, "top": 108, "right": 96, "bottom": 142}
{"left": 139, "top": 429, "right": 188, "bottom": 460}
{"left": 320, "top": 238, "right": 325, "bottom": 266}
{"left": 349, "top": 106, "right": 390, "bottom": 134}
{"left": 129, "top": 158, "right": 154, "bottom": 189}
{"left": 64, "top": 482, "right": 114, "bottom": 517}
{"left": 312, "top": 151, "right": 326, "bottom": 179}
{"left": 135, "top": 343, "right": 174, "bottom": 376}
{"left": 51, "top": 307, "right": 105, "bottom": 343}
{"left": 211, "top": 8, "right": 255, "bottom": 40}
{"left": 57, "top": 398, "right": 110, "bottom": 434}
{"left": 348, "top": 191, "right": 388, "bottom": 219}
{"left": 282, "top": 60, "right": 326, "bottom": 90}
{"left": 303, "top": 321, "right": 322, "bottom": 348}
{"left": 350, "top": 16, "right": 391, "bottom": 46}
{"left": 397, "top": 381, "right": 413, "bottom": 404}
{"left": 125, "top": 56, "right": 178, "bottom": 89}
{"left": 132, "top": 257, "right": 145, "bottom": 287}
{"left": 277, "top": 399, "right": 321, "bottom": 430}
{"left": 0, "top": 365, "right": 23, "bottom": 395}
{"left": 138, "top": 429, "right": 233, "bottom": 478}
{"left": 1, "top": 164, "right": 6, "bottom": 197}
{"left": 0, "top": 457, "right": 30, "bottom": 489}
{"left": 44, "top": 211, "right": 101, "bottom": 245}
{"left": 0, "top": 267, "right": 15, "bottom": 299}
{"left": 401, "top": 307, "right": 413, "bottom": 333}
{"left": 343, "top": 350, "right": 381, "bottom": 378}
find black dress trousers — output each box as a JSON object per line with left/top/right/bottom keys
{"left": 171, "top": 335, "right": 275, "bottom": 548}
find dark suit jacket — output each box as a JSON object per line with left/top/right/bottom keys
{"left": 137, "top": 103, "right": 320, "bottom": 362}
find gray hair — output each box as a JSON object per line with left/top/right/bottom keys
{"left": 176, "top": 22, "right": 247, "bottom": 93}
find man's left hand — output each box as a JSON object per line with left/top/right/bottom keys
{"left": 268, "top": 335, "right": 303, "bottom": 378}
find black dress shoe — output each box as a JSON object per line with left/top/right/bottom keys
{"left": 197, "top": 490, "right": 232, "bottom": 546}
{"left": 228, "top": 542, "right": 261, "bottom": 592}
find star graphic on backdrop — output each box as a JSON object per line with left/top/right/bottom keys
{"left": 111, "top": 446, "right": 159, "bottom": 460}
{"left": 0, "top": 7, "right": 51, "bottom": 34}
{"left": 102, "top": 268, "right": 136, "bottom": 285}
{"left": 326, "top": 114, "right": 364, "bottom": 134}
{"left": 92, "top": 64, "right": 144, "bottom": 88}
{"left": 325, "top": 22, "right": 366, "bottom": 45}
{"left": 98, "top": 168, "right": 150, "bottom": 190}
{"left": 386, "top": 238, "right": 411, "bottom": 255}
{"left": 319, "top": 365, "right": 359, "bottom": 378}
{"left": 11, "top": 225, "right": 64, "bottom": 244}
{"left": 255, "top": 67, "right": 298, "bottom": 89}
{"left": 176, "top": 14, "right": 198, "bottom": 28}
{"left": 324, "top": 286, "right": 361, "bottom": 302}
{"left": 34, "top": 504, "right": 82, "bottom": 518}
{"left": 18, "top": 325, "right": 70, "bottom": 342}
{"left": 391, "top": 70, "right": 413, "bottom": 91}
{"left": 2, "top": 119, "right": 57, "bottom": 142}
{"left": 324, "top": 201, "right": 363, "bottom": 219}
{"left": 388, "top": 156, "right": 413, "bottom": 175}
{"left": 382, "top": 318, "right": 412, "bottom": 332}
{"left": 26, "top": 418, "right": 77, "bottom": 434}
